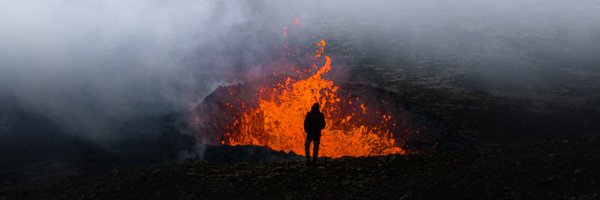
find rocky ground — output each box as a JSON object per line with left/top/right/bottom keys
{"left": 6, "top": 135, "right": 600, "bottom": 200}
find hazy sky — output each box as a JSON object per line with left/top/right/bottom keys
{"left": 1, "top": 0, "right": 599, "bottom": 143}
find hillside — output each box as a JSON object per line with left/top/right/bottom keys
{"left": 8, "top": 135, "right": 600, "bottom": 200}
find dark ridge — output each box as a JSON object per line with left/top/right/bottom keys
{"left": 202, "top": 145, "right": 303, "bottom": 163}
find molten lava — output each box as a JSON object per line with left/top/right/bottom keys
{"left": 217, "top": 36, "right": 405, "bottom": 157}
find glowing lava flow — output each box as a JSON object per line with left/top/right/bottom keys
{"left": 220, "top": 38, "right": 405, "bottom": 157}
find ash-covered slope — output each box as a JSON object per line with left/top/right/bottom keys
{"left": 13, "top": 135, "right": 600, "bottom": 200}
{"left": 0, "top": 95, "right": 197, "bottom": 189}
{"left": 0, "top": 96, "right": 115, "bottom": 184}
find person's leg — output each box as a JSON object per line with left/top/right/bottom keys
{"left": 313, "top": 140, "right": 319, "bottom": 164}
{"left": 304, "top": 137, "right": 311, "bottom": 164}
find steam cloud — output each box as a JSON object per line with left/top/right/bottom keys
{"left": 0, "top": 0, "right": 252, "bottom": 143}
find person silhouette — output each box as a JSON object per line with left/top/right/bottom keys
{"left": 304, "top": 102, "right": 326, "bottom": 165}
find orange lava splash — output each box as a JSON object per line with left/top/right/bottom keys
{"left": 220, "top": 37, "right": 405, "bottom": 157}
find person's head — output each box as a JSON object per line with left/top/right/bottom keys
{"left": 311, "top": 103, "right": 320, "bottom": 112}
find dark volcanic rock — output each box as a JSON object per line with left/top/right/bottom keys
{"left": 11, "top": 135, "right": 600, "bottom": 200}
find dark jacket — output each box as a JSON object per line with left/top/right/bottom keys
{"left": 304, "top": 110, "right": 326, "bottom": 137}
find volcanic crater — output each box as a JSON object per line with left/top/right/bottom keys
{"left": 194, "top": 76, "right": 442, "bottom": 159}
